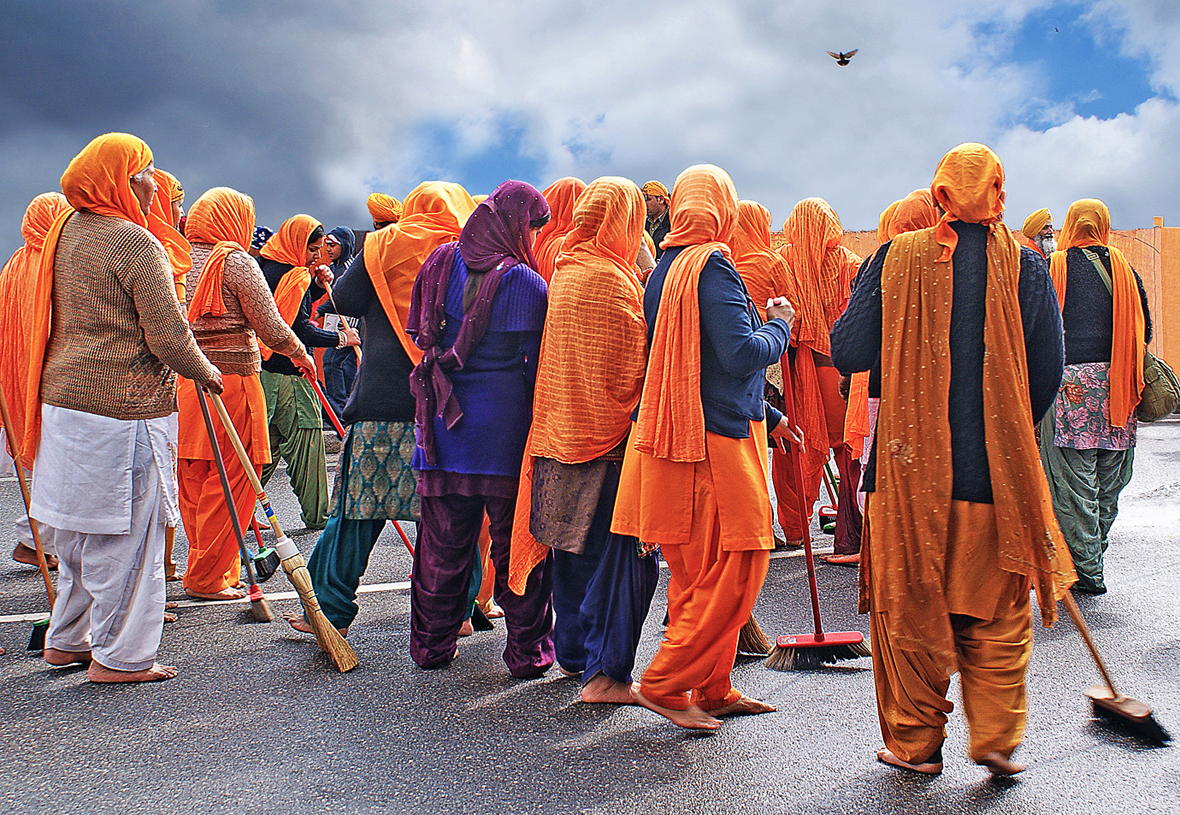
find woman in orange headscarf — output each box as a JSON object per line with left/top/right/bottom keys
{"left": 832, "top": 143, "right": 1072, "bottom": 776}
{"left": 148, "top": 169, "right": 191, "bottom": 303}
{"left": 612, "top": 165, "right": 795, "bottom": 730}
{"left": 1040, "top": 199, "right": 1151, "bottom": 595}
{"left": 533, "top": 177, "right": 587, "bottom": 283}
{"left": 0, "top": 192, "right": 70, "bottom": 569}
{"left": 775, "top": 198, "right": 862, "bottom": 546}
{"left": 178, "top": 188, "right": 314, "bottom": 600}
{"left": 507, "top": 176, "right": 659, "bottom": 705}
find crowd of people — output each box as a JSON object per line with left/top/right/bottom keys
{"left": 0, "top": 132, "right": 1155, "bottom": 775}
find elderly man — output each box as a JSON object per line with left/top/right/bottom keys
{"left": 831, "top": 143, "right": 1072, "bottom": 776}
{"left": 367, "top": 192, "right": 403, "bottom": 231}
{"left": 26, "top": 133, "right": 223, "bottom": 683}
{"left": 641, "top": 181, "right": 671, "bottom": 259}
{"left": 1021, "top": 208, "right": 1056, "bottom": 258}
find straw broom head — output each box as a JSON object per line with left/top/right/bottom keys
{"left": 281, "top": 551, "right": 358, "bottom": 672}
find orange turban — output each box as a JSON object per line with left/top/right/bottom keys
{"left": 24, "top": 133, "right": 156, "bottom": 460}
{"left": 731, "top": 200, "right": 791, "bottom": 320}
{"left": 258, "top": 214, "right": 321, "bottom": 359}
{"left": 534, "top": 177, "right": 587, "bottom": 283}
{"left": 930, "top": 142, "right": 1006, "bottom": 261}
{"left": 877, "top": 200, "right": 901, "bottom": 244}
{"left": 185, "top": 188, "right": 256, "bottom": 321}
{"left": 1022, "top": 208, "right": 1051, "bottom": 239}
{"left": 641, "top": 180, "right": 669, "bottom": 201}
{"left": 0, "top": 192, "right": 70, "bottom": 466}
{"left": 362, "top": 181, "right": 476, "bottom": 365}
{"left": 147, "top": 168, "right": 191, "bottom": 298}
{"left": 367, "top": 192, "right": 403, "bottom": 225}
{"left": 1049, "top": 199, "right": 1145, "bottom": 427}
{"left": 888, "top": 188, "right": 939, "bottom": 239}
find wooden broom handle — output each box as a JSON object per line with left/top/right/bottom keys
{"left": 207, "top": 390, "right": 288, "bottom": 541}
{"left": 1061, "top": 588, "right": 1120, "bottom": 696}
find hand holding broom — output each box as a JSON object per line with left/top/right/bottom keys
{"left": 207, "top": 389, "right": 358, "bottom": 672}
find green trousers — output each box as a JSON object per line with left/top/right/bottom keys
{"left": 259, "top": 370, "right": 329, "bottom": 530}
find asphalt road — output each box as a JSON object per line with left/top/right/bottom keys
{"left": 1, "top": 421, "right": 1177, "bottom": 815}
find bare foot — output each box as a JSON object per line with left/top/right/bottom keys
{"left": 284, "top": 612, "right": 347, "bottom": 639}
{"left": 44, "top": 647, "right": 91, "bottom": 666}
{"left": 13, "top": 543, "right": 58, "bottom": 570}
{"left": 185, "top": 586, "right": 247, "bottom": 601}
{"left": 977, "top": 751, "right": 1026, "bottom": 776}
{"left": 87, "top": 662, "right": 176, "bottom": 683}
{"left": 631, "top": 686, "right": 721, "bottom": 730}
{"left": 558, "top": 665, "right": 582, "bottom": 679}
{"left": 482, "top": 602, "right": 505, "bottom": 619}
{"left": 581, "top": 674, "right": 635, "bottom": 704}
{"left": 459, "top": 619, "right": 474, "bottom": 637}
{"left": 877, "top": 747, "right": 943, "bottom": 775}
{"left": 165, "top": 601, "right": 179, "bottom": 610}
{"left": 783, "top": 538, "right": 805, "bottom": 549}
{"left": 821, "top": 553, "right": 861, "bottom": 566}
{"left": 163, "top": 612, "right": 177, "bottom": 624}
{"left": 707, "top": 693, "right": 777, "bottom": 717}
{"left": 165, "top": 572, "right": 182, "bottom": 582}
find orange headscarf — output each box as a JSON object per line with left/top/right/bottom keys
{"left": 258, "top": 214, "right": 321, "bottom": 359}
{"left": 362, "top": 181, "right": 476, "bottom": 365}
{"left": 147, "top": 168, "right": 192, "bottom": 301}
{"left": 866, "top": 143, "right": 1073, "bottom": 669}
{"left": 888, "top": 188, "right": 939, "bottom": 239}
{"left": 533, "top": 177, "right": 587, "bottom": 283}
{"left": 0, "top": 193, "right": 70, "bottom": 466}
{"left": 930, "top": 142, "right": 1006, "bottom": 262}
{"left": 1049, "top": 199, "right": 1145, "bottom": 427}
{"left": 778, "top": 198, "right": 860, "bottom": 355}
{"left": 367, "top": 192, "right": 403, "bottom": 225}
{"left": 877, "top": 200, "right": 901, "bottom": 244}
{"left": 23, "top": 133, "right": 155, "bottom": 461}
{"left": 185, "top": 188, "right": 256, "bottom": 322}
{"left": 634, "top": 164, "right": 738, "bottom": 463}
{"left": 730, "top": 200, "right": 791, "bottom": 320}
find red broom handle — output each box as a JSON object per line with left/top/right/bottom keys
{"left": 779, "top": 352, "right": 826, "bottom": 641}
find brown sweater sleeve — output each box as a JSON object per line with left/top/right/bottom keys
{"left": 225, "top": 251, "right": 306, "bottom": 360}
{"left": 124, "top": 237, "right": 220, "bottom": 384}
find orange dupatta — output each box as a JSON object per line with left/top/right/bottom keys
{"left": 730, "top": 200, "right": 791, "bottom": 320}
{"left": 508, "top": 176, "right": 648, "bottom": 594}
{"left": 362, "top": 181, "right": 476, "bottom": 366}
{"left": 147, "top": 169, "right": 192, "bottom": 301}
{"left": 185, "top": 188, "right": 256, "bottom": 321}
{"left": 866, "top": 143, "right": 1074, "bottom": 670}
{"left": 1048, "top": 199, "right": 1145, "bottom": 428}
{"left": 23, "top": 133, "right": 155, "bottom": 462}
{"left": 533, "top": 177, "right": 587, "bottom": 283}
{"left": 258, "top": 214, "right": 321, "bottom": 360}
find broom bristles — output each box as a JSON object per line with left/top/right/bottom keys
{"left": 281, "top": 554, "right": 358, "bottom": 672}
{"left": 737, "top": 614, "right": 771, "bottom": 656}
{"left": 766, "top": 639, "right": 871, "bottom": 672}
{"left": 250, "top": 596, "right": 275, "bottom": 623}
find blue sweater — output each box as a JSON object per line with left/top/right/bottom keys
{"left": 643, "top": 246, "right": 789, "bottom": 438}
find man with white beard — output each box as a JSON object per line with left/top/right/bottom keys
{"left": 1021, "top": 209, "right": 1057, "bottom": 259}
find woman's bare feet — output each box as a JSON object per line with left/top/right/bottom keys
{"left": 707, "top": 694, "right": 776, "bottom": 717}
{"left": 631, "top": 686, "right": 721, "bottom": 730}
{"left": 459, "top": 619, "right": 474, "bottom": 637}
{"left": 482, "top": 601, "right": 505, "bottom": 619}
{"left": 877, "top": 747, "right": 943, "bottom": 775}
{"left": 13, "top": 542, "right": 57, "bottom": 570}
{"left": 185, "top": 586, "right": 247, "bottom": 601}
{"left": 283, "top": 612, "right": 347, "bottom": 639}
{"left": 44, "top": 648, "right": 91, "bottom": 666}
{"left": 163, "top": 612, "right": 177, "bottom": 624}
{"left": 87, "top": 662, "right": 176, "bottom": 683}
{"left": 977, "top": 751, "right": 1026, "bottom": 776}
{"left": 581, "top": 674, "right": 635, "bottom": 704}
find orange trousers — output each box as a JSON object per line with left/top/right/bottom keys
{"left": 870, "top": 501, "right": 1033, "bottom": 764}
{"left": 178, "top": 375, "right": 269, "bottom": 595}
{"left": 774, "top": 364, "right": 846, "bottom": 538}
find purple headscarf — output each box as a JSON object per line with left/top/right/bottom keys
{"left": 407, "top": 179, "right": 549, "bottom": 465}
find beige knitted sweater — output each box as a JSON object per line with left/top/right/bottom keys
{"left": 187, "top": 243, "right": 303, "bottom": 376}
{"left": 40, "top": 212, "right": 219, "bottom": 420}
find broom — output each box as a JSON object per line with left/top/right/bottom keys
{"left": 766, "top": 353, "right": 870, "bottom": 670}
{"left": 249, "top": 516, "right": 280, "bottom": 582}
{"left": 0, "top": 382, "right": 55, "bottom": 651}
{"left": 207, "top": 390, "right": 358, "bottom": 672}
{"left": 194, "top": 385, "right": 273, "bottom": 622}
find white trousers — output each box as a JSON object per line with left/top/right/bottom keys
{"left": 43, "top": 422, "right": 166, "bottom": 671}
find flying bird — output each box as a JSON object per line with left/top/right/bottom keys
{"left": 827, "top": 49, "right": 858, "bottom": 66}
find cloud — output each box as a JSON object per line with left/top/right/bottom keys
{"left": 1, "top": 0, "right": 1177, "bottom": 258}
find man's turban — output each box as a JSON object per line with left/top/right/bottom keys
{"left": 641, "top": 181, "right": 669, "bottom": 200}
{"left": 367, "top": 192, "right": 403, "bottom": 224}
{"left": 1022, "top": 208, "right": 1052, "bottom": 238}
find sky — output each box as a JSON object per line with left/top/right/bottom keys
{"left": 3, "top": 0, "right": 1179, "bottom": 257}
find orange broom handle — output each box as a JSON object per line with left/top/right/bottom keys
{"left": 0, "top": 381, "right": 54, "bottom": 607}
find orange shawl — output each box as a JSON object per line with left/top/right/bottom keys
{"left": 877, "top": 200, "right": 901, "bottom": 244}
{"left": 731, "top": 200, "right": 791, "bottom": 320}
{"left": 0, "top": 192, "right": 70, "bottom": 466}
{"left": 1048, "top": 199, "right": 1145, "bottom": 427}
{"left": 888, "top": 188, "right": 939, "bottom": 239}
{"left": 362, "top": 181, "right": 476, "bottom": 366}
{"left": 258, "top": 214, "right": 320, "bottom": 360}
{"left": 23, "top": 133, "right": 155, "bottom": 461}
{"left": 634, "top": 164, "right": 739, "bottom": 463}
{"left": 866, "top": 143, "right": 1074, "bottom": 670}
{"left": 534, "top": 177, "right": 587, "bottom": 283}
{"left": 508, "top": 177, "right": 648, "bottom": 593}
{"left": 147, "top": 169, "right": 192, "bottom": 301}
{"left": 185, "top": 188, "right": 256, "bottom": 321}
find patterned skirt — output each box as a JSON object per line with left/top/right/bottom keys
{"left": 331, "top": 420, "right": 420, "bottom": 521}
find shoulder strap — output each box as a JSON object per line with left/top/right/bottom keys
{"left": 1081, "top": 247, "right": 1114, "bottom": 295}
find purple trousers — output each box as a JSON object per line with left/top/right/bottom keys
{"left": 833, "top": 445, "right": 863, "bottom": 555}
{"left": 411, "top": 492, "right": 554, "bottom": 676}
